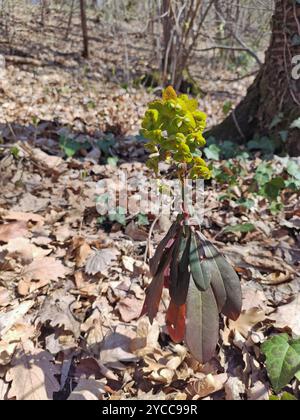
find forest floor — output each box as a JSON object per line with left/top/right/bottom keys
{"left": 0, "top": 7, "right": 299, "bottom": 401}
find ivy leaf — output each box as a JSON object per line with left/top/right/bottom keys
{"left": 136, "top": 213, "right": 149, "bottom": 226}
{"left": 263, "top": 177, "right": 285, "bottom": 200}
{"left": 270, "top": 392, "right": 297, "bottom": 401}
{"left": 286, "top": 160, "right": 300, "bottom": 180}
{"left": 291, "top": 34, "right": 300, "bottom": 47}
{"left": 108, "top": 207, "right": 127, "bottom": 225}
{"left": 204, "top": 144, "right": 220, "bottom": 161}
{"left": 290, "top": 117, "right": 300, "bottom": 129}
{"left": 223, "top": 223, "right": 256, "bottom": 234}
{"left": 261, "top": 334, "right": 300, "bottom": 394}
{"left": 270, "top": 113, "right": 284, "bottom": 129}
{"left": 59, "top": 135, "right": 90, "bottom": 158}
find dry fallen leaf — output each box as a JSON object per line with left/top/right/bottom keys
{"left": 0, "top": 287, "right": 11, "bottom": 307}
{"left": 131, "top": 318, "right": 160, "bottom": 356}
{"left": 0, "top": 379, "right": 8, "bottom": 400}
{"left": 117, "top": 296, "right": 143, "bottom": 322}
{"left": 271, "top": 295, "right": 300, "bottom": 335}
{"left": 0, "top": 300, "right": 34, "bottom": 336}
{"left": 99, "top": 332, "right": 138, "bottom": 367}
{"left": 68, "top": 236, "right": 92, "bottom": 267}
{"left": 228, "top": 308, "right": 266, "bottom": 338}
{"left": 6, "top": 344, "right": 60, "bottom": 400}
{"left": 247, "top": 381, "right": 269, "bottom": 400}
{"left": 125, "top": 221, "right": 148, "bottom": 241}
{"left": 0, "top": 221, "right": 28, "bottom": 243}
{"left": 38, "top": 289, "right": 81, "bottom": 338}
{"left": 187, "top": 373, "right": 228, "bottom": 399}
{"left": 19, "top": 257, "right": 68, "bottom": 295}
{"left": 225, "top": 377, "right": 245, "bottom": 400}
{"left": 85, "top": 248, "right": 119, "bottom": 275}
{"left": 2, "top": 237, "right": 51, "bottom": 261}
{"left": 1, "top": 210, "right": 44, "bottom": 225}
{"left": 67, "top": 378, "right": 106, "bottom": 401}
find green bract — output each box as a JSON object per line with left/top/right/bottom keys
{"left": 141, "top": 86, "right": 211, "bottom": 179}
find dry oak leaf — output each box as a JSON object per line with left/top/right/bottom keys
{"left": 0, "top": 221, "right": 28, "bottom": 243}
{"left": 271, "top": 294, "right": 300, "bottom": 335}
{"left": 0, "top": 322, "right": 36, "bottom": 365}
{"left": 19, "top": 257, "right": 69, "bottom": 296}
{"left": 6, "top": 346, "right": 60, "bottom": 400}
{"left": 67, "top": 378, "right": 106, "bottom": 401}
{"left": 38, "top": 289, "right": 81, "bottom": 338}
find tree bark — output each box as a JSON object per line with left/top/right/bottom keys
{"left": 80, "top": 0, "right": 89, "bottom": 59}
{"left": 207, "top": 0, "right": 300, "bottom": 156}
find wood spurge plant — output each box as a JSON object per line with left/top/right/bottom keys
{"left": 141, "top": 87, "right": 242, "bottom": 363}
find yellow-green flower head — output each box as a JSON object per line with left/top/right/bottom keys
{"left": 141, "top": 86, "right": 211, "bottom": 179}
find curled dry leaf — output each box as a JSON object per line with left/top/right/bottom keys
{"left": 187, "top": 373, "right": 228, "bottom": 399}
{"left": 0, "top": 221, "right": 28, "bottom": 243}
{"left": 243, "top": 255, "right": 296, "bottom": 284}
{"left": 262, "top": 271, "right": 293, "bottom": 285}
{"left": 6, "top": 345, "right": 60, "bottom": 400}
{"left": 69, "top": 237, "right": 92, "bottom": 267}
{"left": 228, "top": 308, "right": 266, "bottom": 338}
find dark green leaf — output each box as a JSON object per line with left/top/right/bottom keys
{"left": 261, "top": 335, "right": 300, "bottom": 394}
{"left": 185, "top": 279, "right": 219, "bottom": 363}
{"left": 263, "top": 177, "right": 285, "bottom": 200}
{"left": 189, "top": 232, "right": 210, "bottom": 291}
{"left": 169, "top": 227, "right": 191, "bottom": 306}
{"left": 202, "top": 239, "right": 242, "bottom": 321}
{"left": 198, "top": 233, "right": 227, "bottom": 313}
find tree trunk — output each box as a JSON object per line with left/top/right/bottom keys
{"left": 80, "top": 0, "right": 89, "bottom": 59}
{"left": 207, "top": 0, "right": 300, "bottom": 156}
